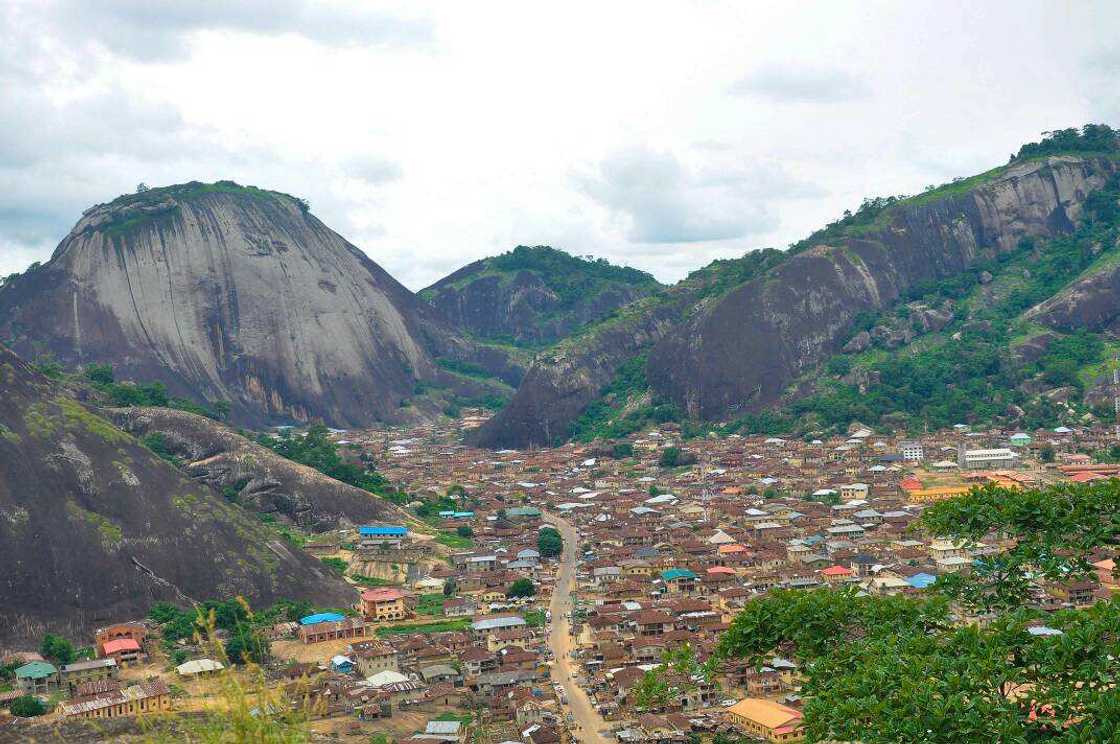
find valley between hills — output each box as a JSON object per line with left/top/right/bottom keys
{"left": 4, "top": 126, "right": 1120, "bottom": 742}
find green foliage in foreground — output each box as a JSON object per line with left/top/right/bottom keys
{"left": 921, "top": 481, "right": 1120, "bottom": 612}
{"left": 717, "top": 481, "right": 1120, "bottom": 742}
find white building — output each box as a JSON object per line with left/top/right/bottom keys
{"left": 959, "top": 448, "right": 1019, "bottom": 469}
{"left": 899, "top": 441, "right": 924, "bottom": 462}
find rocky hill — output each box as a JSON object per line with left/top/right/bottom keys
{"left": 106, "top": 406, "right": 411, "bottom": 530}
{"left": 0, "top": 344, "right": 353, "bottom": 643}
{"left": 421, "top": 245, "right": 660, "bottom": 346}
{"left": 0, "top": 181, "right": 515, "bottom": 428}
{"left": 474, "top": 127, "right": 1120, "bottom": 447}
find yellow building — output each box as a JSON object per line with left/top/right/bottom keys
{"left": 58, "top": 680, "right": 172, "bottom": 720}
{"left": 908, "top": 485, "right": 972, "bottom": 503}
{"left": 359, "top": 588, "right": 409, "bottom": 621}
{"left": 726, "top": 698, "right": 804, "bottom": 742}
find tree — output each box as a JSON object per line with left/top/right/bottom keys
{"left": 9, "top": 695, "right": 46, "bottom": 717}
{"left": 611, "top": 442, "right": 634, "bottom": 459}
{"left": 443, "top": 578, "right": 457, "bottom": 597}
{"left": 538, "top": 527, "right": 563, "bottom": 558}
{"left": 507, "top": 578, "right": 536, "bottom": 598}
{"left": 136, "top": 182, "right": 150, "bottom": 193}
{"left": 658, "top": 447, "right": 696, "bottom": 468}
{"left": 659, "top": 447, "right": 682, "bottom": 467}
{"left": 224, "top": 627, "right": 270, "bottom": 665}
{"left": 84, "top": 363, "right": 115, "bottom": 386}
{"left": 717, "top": 481, "right": 1120, "bottom": 743}
{"left": 1040, "top": 444, "right": 1056, "bottom": 463}
{"left": 456, "top": 525, "right": 473, "bottom": 538}
{"left": 40, "top": 634, "right": 74, "bottom": 665}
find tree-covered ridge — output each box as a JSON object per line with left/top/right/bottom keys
{"left": 427, "top": 245, "right": 660, "bottom": 309}
{"left": 488, "top": 245, "right": 658, "bottom": 293}
{"left": 1012, "top": 123, "right": 1119, "bottom": 163}
{"left": 716, "top": 480, "right": 1120, "bottom": 743}
{"left": 787, "top": 125, "right": 1118, "bottom": 256}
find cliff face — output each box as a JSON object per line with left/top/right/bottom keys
{"left": 106, "top": 406, "right": 411, "bottom": 530}
{"left": 0, "top": 183, "right": 447, "bottom": 427}
{"left": 476, "top": 155, "right": 1118, "bottom": 447}
{"left": 422, "top": 245, "right": 660, "bottom": 346}
{"left": 0, "top": 345, "right": 353, "bottom": 643}
{"left": 648, "top": 155, "right": 1118, "bottom": 419}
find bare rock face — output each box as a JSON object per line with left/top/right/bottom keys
{"left": 106, "top": 406, "right": 411, "bottom": 530}
{"left": 647, "top": 155, "right": 1118, "bottom": 420}
{"left": 0, "top": 345, "right": 353, "bottom": 643}
{"left": 0, "top": 182, "right": 447, "bottom": 427}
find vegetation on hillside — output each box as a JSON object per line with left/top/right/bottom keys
{"left": 256, "top": 425, "right": 409, "bottom": 505}
{"left": 487, "top": 245, "right": 657, "bottom": 303}
{"left": 750, "top": 173, "right": 1120, "bottom": 435}
{"left": 568, "top": 354, "right": 688, "bottom": 441}
{"left": 1011, "top": 123, "right": 1118, "bottom": 162}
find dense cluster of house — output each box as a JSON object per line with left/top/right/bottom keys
{"left": 6, "top": 415, "right": 1117, "bottom": 743}
{"left": 329, "top": 417, "right": 1120, "bottom": 741}
{"left": 3, "top": 621, "right": 171, "bottom": 724}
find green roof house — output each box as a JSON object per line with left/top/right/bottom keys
{"left": 15, "top": 660, "right": 59, "bottom": 694}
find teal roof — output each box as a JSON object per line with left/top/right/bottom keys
{"left": 16, "top": 660, "right": 57, "bottom": 679}
{"left": 661, "top": 568, "right": 697, "bottom": 581}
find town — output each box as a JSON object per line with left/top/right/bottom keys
{"left": 4, "top": 411, "right": 1118, "bottom": 743}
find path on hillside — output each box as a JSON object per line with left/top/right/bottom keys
{"left": 544, "top": 512, "right": 611, "bottom": 744}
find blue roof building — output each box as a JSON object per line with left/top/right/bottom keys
{"left": 660, "top": 568, "right": 698, "bottom": 582}
{"left": 300, "top": 612, "right": 346, "bottom": 626}
{"left": 906, "top": 573, "right": 937, "bottom": 589}
{"left": 359, "top": 525, "right": 408, "bottom": 537}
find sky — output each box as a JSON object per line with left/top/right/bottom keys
{"left": 1, "top": 1, "right": 1119, "bottom": 290}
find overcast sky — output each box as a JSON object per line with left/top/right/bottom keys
{"left": 2, "top": 1, "right": 1118, "bottom": 290}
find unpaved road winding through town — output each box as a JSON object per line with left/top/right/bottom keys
{"left": 545, "top": 512, "right": 612, "bottom": 744}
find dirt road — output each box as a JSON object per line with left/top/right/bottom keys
{"left": 545, "top": 512, "right": 612, "bottom": 743}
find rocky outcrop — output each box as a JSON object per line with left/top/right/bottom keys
{"left": 648, "top": 155, "right": 1118, "bottom": 419}
{"left": 106, "top": 406, "right": 411, "bottom": 530}
{"left": 1030, "top": 257, "right": 1120, "bottom": 333}
{"left": 0, "top": 344, "right": 353, "bottom": 643}
{"left": 478, "top": 155, "right": 1118, "bottom": 446}
{"left": 0, "top": 182, "right": 470, "bottom": 427}
{"left": 422, "top": 246, "right": 660, "bottom": 346}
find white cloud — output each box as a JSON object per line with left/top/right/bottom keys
{"left": 576, "top": 147, "right": 803, "bottom": 244}
{"left": 47, "top": 0, "right": 433, "bottom": 61}
{"left": 729, "top": 64, "right": 869, "bottom": 103}
{"left": 0, "top": 0, "right": 1118, "bottom": 288}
